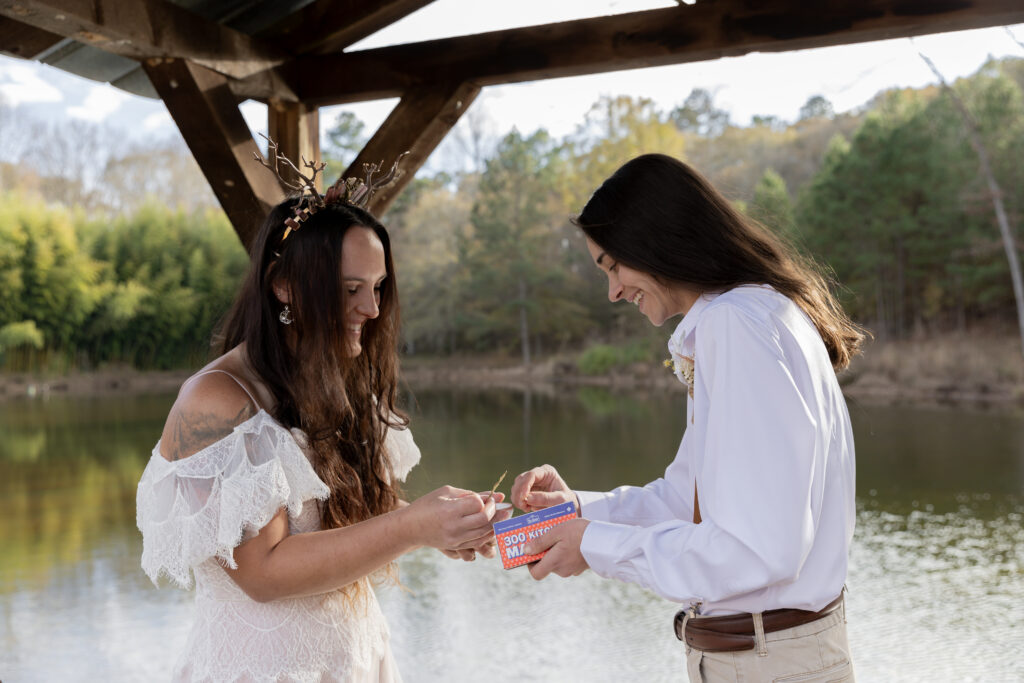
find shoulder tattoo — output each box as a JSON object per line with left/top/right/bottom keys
{"left": 165, "top": 401, "right": 256, "bottom": 461}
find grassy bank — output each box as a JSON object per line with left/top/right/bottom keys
{"left": 3, "top": 333, "right": 1023, "bottom": 406}
{"left": 841, "top": 332, "right": 1024, "bottom": 404}
{"left": 0, "top": 366, "right": 191, "bottom": 401}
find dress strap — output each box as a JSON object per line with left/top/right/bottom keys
{"left": 186, "top": 369, "right": 264, "bottom": 412}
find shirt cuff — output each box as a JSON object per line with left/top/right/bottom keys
{"left": 575, "top": 489, "right": 618, "bottom": 522}
{"left": 580, "top": 519, "right": 643, "bottom": 585}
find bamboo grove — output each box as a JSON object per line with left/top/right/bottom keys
{"left": 1, "top": 57, "right": 1022, "bottom": 371}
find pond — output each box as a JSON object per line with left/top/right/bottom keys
{"left": 0, "top": 387, "right": 1021, "bottom": 681}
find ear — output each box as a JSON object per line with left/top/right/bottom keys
{"left": 272, "top": 279, "right": 291, "bottom": 305}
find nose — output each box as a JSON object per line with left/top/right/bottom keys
{"left": 607, "top": 274, "right": 623, "bottom": 303}
{"left": 356, "top": 291, "right": 380, "bottom": 319}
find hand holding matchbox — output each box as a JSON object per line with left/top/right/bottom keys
{"left": 492, "top": 501, "right": 578, "bottom": 569}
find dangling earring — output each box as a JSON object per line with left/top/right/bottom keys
{"left": 279, "top": 304, "right": 293, "bottom": 325}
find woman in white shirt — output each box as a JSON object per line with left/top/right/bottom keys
{"left": 137, "top": 167, "right": 502, "bottom": 682}
{"left": 511, "top": 153, "right": 864, "bottom": 682}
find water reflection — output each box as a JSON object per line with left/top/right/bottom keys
{"left": 0, "top": 395, "right": 175, "bottom": 593}
{"left": 0, "top": 388, "right": 1021, "bottom": 681}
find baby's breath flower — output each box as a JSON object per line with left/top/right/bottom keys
{"left": 665, "top": 353, "right": 695, "bottom": 397}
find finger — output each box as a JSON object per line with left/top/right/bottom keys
{"left": 439, "top": 548, "right": 460, "bottom": 560}
{"left": 460, "top": 509, "right": 499, "bottom": 532}
{"left": 524, "top": 489, "right": 566, "bottom": 511}
{"left": 450, "top": 491, "right": 486, "bottom": 515}
{"left": 477, "top": 542, "right": 497, "bottom": 559}
{"left": 528, "top": 556, "right": 552, "bottom": 581}
{"left": 459, "top": 548, "right": 476, "bottom": 562}
{"left": 511, "top": 469, "right": 540, "bottom": 509}
{"left": 451, "top": 529, "right": 497, "bottom": 550}
{"left": 523, "top": 528, "right": 560, "bottom": 556}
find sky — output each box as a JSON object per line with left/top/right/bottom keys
{"left": 1, "top": 0, "right": 1023, "bottom": 168}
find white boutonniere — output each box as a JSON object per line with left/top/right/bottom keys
{"left": 667, "top": 321, "right": 695, "bottom": 399}
{"left": 663, "top": 353, "right": 695, "bottom": 397}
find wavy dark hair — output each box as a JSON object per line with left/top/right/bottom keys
{"left": 575, "top": 154, "right": 865, "bottom": 370}
{"left": 219, "top": 197, "right": 406, "bottom": 538}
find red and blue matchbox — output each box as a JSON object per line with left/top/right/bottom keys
{"left": 493, "top": 501, "right": 577, "bottom": 570}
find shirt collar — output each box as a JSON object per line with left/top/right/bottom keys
{"left": 667, "top": 292, "right": 719, "bottom": 357}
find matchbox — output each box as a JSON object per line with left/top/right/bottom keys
{"left": 492, "top": 501, "right": 577, "bottom": 570}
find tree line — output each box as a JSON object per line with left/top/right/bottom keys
{"left": 1, "top": 56, "right": 1022, "bottom": 371}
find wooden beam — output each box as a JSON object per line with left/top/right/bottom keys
{"left": 266, "top": 0, "right": 1024, "bottom": 106}
{"left": 0, "top": 15, "right": 62, "bottom": 59}
{"left": 143, "top": 58, "right": 285, "bottom": 248}
{"left": 346, "top": 81, "right": 480, "bottom": 216}
{"left": 268, "top": 100, "right": 321, "bottom": 191}
{"left": 0, "top": 0, "right": 284, "bottom": 81}
{"left": 263, "top": 0, "right": 436, "bottom": 55}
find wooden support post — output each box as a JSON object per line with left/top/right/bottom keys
{"left": 268, "top": 100, "right": 321, "bottom": 192}
{"left": 143, "top": 58, "right": 285, "bottom": 248}
{"left": 346, "top": 81, "right": 480, "bottom": 217}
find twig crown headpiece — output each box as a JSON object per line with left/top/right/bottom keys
{"left": 254, "top": 134, "right": 409, "bottom": 243}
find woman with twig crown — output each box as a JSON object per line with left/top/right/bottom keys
{"left": 512, "top": 154, "right": 862, "bottom": 682}
{"left": 136, "top": 150, "right": 505, "bottom": 682}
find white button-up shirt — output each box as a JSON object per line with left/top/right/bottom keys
{"left": 577, "top": 285, "right": 855, "bottom": 616}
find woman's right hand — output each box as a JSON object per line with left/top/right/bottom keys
{"left": 511, "top": 465, "right": 576, "bottom": 512}
{"left": 403, "top": 486, "right": 496, "bottom": 551}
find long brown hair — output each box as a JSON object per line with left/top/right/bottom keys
{"left": 575, "top": 154, "right": 865, "bottom": 370}
{"left": 219, "top": 197, "right": 406, "bottom": 535}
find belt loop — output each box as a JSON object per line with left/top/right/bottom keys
{"left": 682, "top": 606, "right": 697, "bottom": 655}
{"left": 752, "top": 612, "right": 768, "bottom": 657}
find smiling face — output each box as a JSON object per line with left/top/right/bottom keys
{"left": 585, "top": 237, "right": 699, "bottom": 327}
{"left": 341, "top": 226, "right": 388, "bottom": 356}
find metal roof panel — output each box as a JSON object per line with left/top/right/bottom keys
{"left": 41, "top": 43, "right": 139, "bottom": 84}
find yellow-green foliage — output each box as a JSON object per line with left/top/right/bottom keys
{"left": 0, "top": 194, "right": 247, "bottom": 370}
{"left": 577, "top": 341, "right": 655, "bottom": 375}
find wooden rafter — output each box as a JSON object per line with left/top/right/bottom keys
{"left": 0, "top": 0, "right": 284, "bottom": 81}
{"left": 261, "top": 0, "right": 1024, "bottom": 106}
{"left": 268, "top": 100, "right": 321, "bottom": 191}
{"left": 5, "top": 0, "right": 1023, "bottom": 243}
{"left": 143, "top": 58, "right": 285, "bottom": 248}
{"left": 0, "top": 15, "right": 62, "bottom": 59}
{"left": 345, "top": 81, "right": 480, "bottom": 216}
{"left": 261, "top": 0, "right": 436, "bottom": 55}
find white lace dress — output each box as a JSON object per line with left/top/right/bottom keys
{"left": 136, "top": 410, "right": 421, "bottom": 683}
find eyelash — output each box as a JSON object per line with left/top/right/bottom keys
{"left": 347, "top": 286, "right": 384, "bottom": 295}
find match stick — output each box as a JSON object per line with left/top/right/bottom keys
{"left": 489, "top": 470, "right": 508, "bottom": 498}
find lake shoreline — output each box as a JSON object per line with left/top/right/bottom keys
{"left": 3, "top": 336, "right": 1023, "bottom": 409}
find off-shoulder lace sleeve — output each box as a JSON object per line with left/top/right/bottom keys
{"left": 135, "top": 411, "right": 329, "bottom": 589}
{"left": 385, "top": 424, "right": 420, "bottom": 482}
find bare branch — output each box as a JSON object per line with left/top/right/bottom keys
{"left": 254, "top": 133, "right": 325, "bottom": 204}
{"left": 1005, "top": 26, "right": 1024, "bottom": 52}
{"left": 918, "top": 46, "right": 1024, "bottom": 358}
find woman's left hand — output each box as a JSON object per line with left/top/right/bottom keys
{"left": 523, "top": 518, "right": 591, "bottom": 580}
{"left": 438, "top": 491, "right": 506, "bottom": 562}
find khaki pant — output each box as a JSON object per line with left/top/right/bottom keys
{"left": 685, "top": 601, "right": 854, "bottom": 682}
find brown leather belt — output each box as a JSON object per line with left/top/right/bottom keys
{"left": 674, "top": 594, "right": 844, "bottom": 653}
